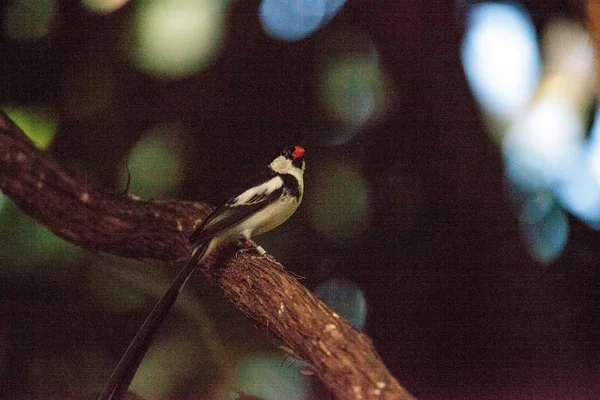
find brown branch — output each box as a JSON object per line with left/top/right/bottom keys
{"left": 0, "top": 110, "right": 416, "bottom": 400}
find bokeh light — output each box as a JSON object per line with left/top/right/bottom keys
{"left": 553, "top": 155, "right": 600, "bottom": 228}
{"left": 538, "top": 19, "right": 598, "bottom": 228}
{"left": 321, "top": 56, "right": 383, "bottom": 129}
{"left": 130, "top": 0, "right": 227, "bottom": 78}
{"left": 0, "top": 202, "right": 80, "bottom": 274}
{"left": 315, "top": 29, "right": 392, "bottom": 146}
{"left": 552, "top": 105, "right": 600, "bottom": 228}
{"left": 259, "top": 0, "right": 347, "bottom": 41}
{"left": 519, "top": 195, "right": 569, "bottom": 263}
{"left": 314, "top": 279, "right": 367, "bottom": 329}
{"left": 587, "top": 106, "right": 600, "bottom": 184}
{"left": 308, "top": 161, "right": 371, "bottom": 241}
{"left": 541, "top": 18, "right": 594, "bottom": 77}
{"left": 3, "top": 106, "right": 57, "bottom": 150}
{"left": 230, "top": 353, "right": 311, "bottom": 400}
{"left": 122, "top": 125, "right": 186, "bottom": 198}
{"left": 82, "top": 0, "right": 131, "bottom": 15}
{"left": 461, "top": 2, "right": 540, "bottom": 121}
{"left": 2, "top": 0, "right": 57, "bottom": 42}
{"left": 130, "top": 339, "right": 201, "bottom": 399}
{"left": 502, "top": 17, "right": 596, "bottom": 243}
{"left": 507, "top": 185, "right": 568, "bottom": 263}
{"left": 503, "top": 94, "right": 584, "bottom": 189}
{"left": 463, "top": 9, "right": 598, "bottom": 261}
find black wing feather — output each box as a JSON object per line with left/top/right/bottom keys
{"left": 189, "top": 179, "right": 284, "bottom": 245}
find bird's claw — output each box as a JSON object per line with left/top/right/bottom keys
{"left": 236, "top": 239, "right": 268, "bottom": 258}
{"left": 235, "top": 240, "right": 282, "bottom": 264}
{"left": 235, "top": 247, "right": 249, "bottom": 258}
{"left": 251, "top": 252, "right": 277, "bottom": 262}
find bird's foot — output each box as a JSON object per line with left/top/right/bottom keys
{"left": 236, "top": 239, "right": 267, "bottom": 257}
{"left": 235, "top": 240, "right": 279, "bottom": 263}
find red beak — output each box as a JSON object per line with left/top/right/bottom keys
{"left": 293, "top": 146, "right": 305, "bottom": 160}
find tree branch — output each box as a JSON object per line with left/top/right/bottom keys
{"left": 0, "top": 110, "right": 416, "bottom": 400}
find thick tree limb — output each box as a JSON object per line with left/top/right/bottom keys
{"left": 0, "top": 110, "right": 415, "bottom": 400}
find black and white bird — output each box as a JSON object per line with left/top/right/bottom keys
{"left": 99, "top": 145, "right": 306, "bottom": 400}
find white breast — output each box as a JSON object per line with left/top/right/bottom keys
{"left": 233, "top": 196, "right": 300, "bottom": 239}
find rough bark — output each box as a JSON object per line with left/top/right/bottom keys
{"left": 0, "top": 110, "right": 416, "bottom": 400}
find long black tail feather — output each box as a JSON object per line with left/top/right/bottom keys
{"left": 98, "top": 243, "right": 207, "bottom": 400}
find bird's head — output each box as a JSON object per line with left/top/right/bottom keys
{"left": 270, "top": 145, "right": 305, "bottom": 175}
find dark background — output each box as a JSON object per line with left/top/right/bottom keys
{"left": 2, "top": 0, "right": 600, "bottom": 399}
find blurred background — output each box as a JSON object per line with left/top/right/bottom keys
{"left": 1, "top": 0, "right": 600, "bottom": 398}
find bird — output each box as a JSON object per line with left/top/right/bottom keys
{"left": 98, "top": 145, "right": 306, "bottom": 400}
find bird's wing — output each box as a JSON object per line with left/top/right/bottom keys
{"left": 189, "top": 175, "right": 284, "bottom": 245}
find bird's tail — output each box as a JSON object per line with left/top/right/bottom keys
{"left": 98, "top": 242, "right": 209, "bottom": 400}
